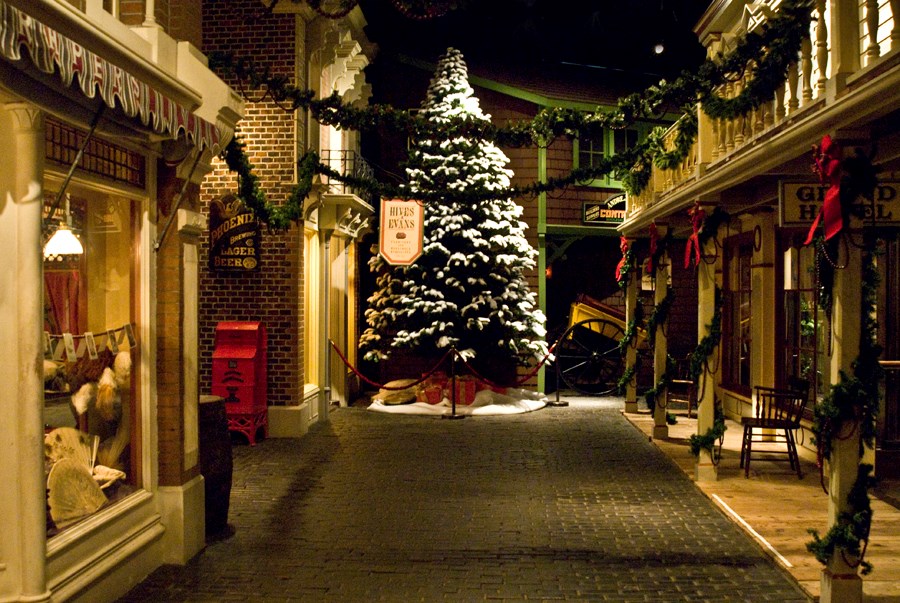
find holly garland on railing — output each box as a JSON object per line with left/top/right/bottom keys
{"left": 210, "top": 0, "right": 814, "bottom": 220}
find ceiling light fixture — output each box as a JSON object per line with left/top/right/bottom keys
{"left": 44, "top": 193, "right": 84, "bottom": 260}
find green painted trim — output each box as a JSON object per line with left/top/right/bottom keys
{"left": 394, "top": 53, "right": 614, "bottom": 111}
{"left": 537, "top": 145, "right": 547, "bottom": 392}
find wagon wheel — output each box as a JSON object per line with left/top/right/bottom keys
{"left": 555, "top": 318, "right": 626, "bottom": 395}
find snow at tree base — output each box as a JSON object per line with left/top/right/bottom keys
{"left": 360, "top": 47, "right": 549, "bottom": 368}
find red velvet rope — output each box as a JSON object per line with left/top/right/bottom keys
{"left": 329, "top": 340, "right": 453, "bottom": 390}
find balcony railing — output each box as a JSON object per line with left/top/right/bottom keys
{"left": 319, "top": 149, "right": 374, "bottom": 199}
{"left": 627, "top": 0, "right": 900, "bottom": 221}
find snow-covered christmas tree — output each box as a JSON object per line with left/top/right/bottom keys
{"left": 360, "top": 48, "right": 548, "bottom": 373}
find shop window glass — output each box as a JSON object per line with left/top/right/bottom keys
{"left": 723, "top": 237, "right": 753, "bottom": 391}
{"left": 42, "top": 185, "right": 139, "bottom": 536}
{"left": 782, "top": 243, "right": 827, "bottom": 403}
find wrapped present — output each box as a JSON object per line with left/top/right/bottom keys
{"left": 445, "top": 375, "right": 477, "bottom": 405}
{"left": 415, "top": 372, "right": 448, "bottom": 405}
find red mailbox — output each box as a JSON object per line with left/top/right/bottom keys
{"left": 212, "top": 321, "right": 267, "bottom": 445}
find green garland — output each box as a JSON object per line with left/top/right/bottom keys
{"left": 640, "top": 283, "right": 676, "bottom": 413}
{"left": 645, "top": 354, "right": 677, "bottom": 414}
{"left": 219, "top": 138, "right": 317, "bottom": 230}
{"left": 697, "top": 206, "right": 732, "bottom": 251}
{"left": 689, "top": 403, "right": 727, "bottom": 457}
{"left": 806, "top": 231, "right": 883, "bottom": 575}
{"left": 616, "top": 303, "right": 644, "bottom": 394}
{"left": 211, "top": 0, "right": 814, "bottom": 218}
{"left": 646, "top": 287, "right": 675, "bottom": 349}
{"left": 616, "top": 246, "right": 637, "bottom": 291}
{"left": 687, "top": 287, "right": 725, "bottom": 457}
{"left": 689, "top": 286, "right": 723, "bottom": 382}
{"left": 618, "top": 302, "right": 644, "bottom": 354}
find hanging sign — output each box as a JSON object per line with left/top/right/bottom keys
{"left": 780, "top": 181, "right": 900, "bottom": 227}
{"left": 583, "top": 193, "right": 627, "bottom": 226}
{"left": 379, "top": 199, "right": 424, "bottom": 265}
{"left": 209, "top": 194, "right": 260, "bottom": 271}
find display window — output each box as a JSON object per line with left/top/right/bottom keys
{"left": 722, "top": 233, "right": 753, "bottom": 394}
{"left": 42, "top": 180, "right": 142, "bottom": 537}
{"left": 781, "top": 236, "right": 827, "bottom": 406}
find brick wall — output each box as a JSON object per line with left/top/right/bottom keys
{"left": 200, "top": 0, "right": 301, "bottom": 407}
{"left": 155, "top": 160, "right": 195, "bottom": 486}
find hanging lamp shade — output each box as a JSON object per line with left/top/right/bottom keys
{"left": 44, "top": 223, "right": 84, "bottom": 259}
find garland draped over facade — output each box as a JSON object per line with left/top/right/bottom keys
{"left": 213, "top": 0, "right": 815, "bottom": 223}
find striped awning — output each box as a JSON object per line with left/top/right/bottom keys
{"left": 0, "top": 1, "right": 219, "bottom": 151}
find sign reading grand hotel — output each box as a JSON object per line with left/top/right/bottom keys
{"left": 379, "top": 199, "right": 424, "bottom": 265}
{"left": 209, "top": 194, "right": 260, "bottom": 271}
{"left": 780, "top": 181, "right": 900, "bottom": 226}
{"left": 583, "top": 193, "right": 627, "bottom": 226}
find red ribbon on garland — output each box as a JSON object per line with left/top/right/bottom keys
{"left": 615, "top": 236, "right": 630, "bottom": 282}
{"left": 804, "top": 135, "right": 843, "bottom": 246}
{"left": 684, "top": 202, "right": 705, "bottom": 269}
{"left": 646, "top": 222, "right": 659, "bottom": 274}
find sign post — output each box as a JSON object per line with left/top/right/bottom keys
{"left": 379, "top": 199, "right": 424, "bottom": 265}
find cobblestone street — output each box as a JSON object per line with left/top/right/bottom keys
{"left": 119, "top": 398, "right": 810, "bottom": 602}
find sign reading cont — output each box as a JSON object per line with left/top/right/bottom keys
{"left": 780, "top": 181, "right": 900, "bottom": 226}
{"left": 209, "top": 194, "right": 260, "bottom": 272}
{"left": 379, "top": 199, "right": 424, "bottom": 265}
{"left": 583, "top": 193, "right": 627, "bottom": 226}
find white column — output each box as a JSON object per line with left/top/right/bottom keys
{"left": 820, "top": 224, "right": 864, "bottom": 603}
{"left": 695, "top": 234, "right": 719, "bottom": 482}
{"left": 652, "top": 229, "right": 669, "bottom": 440}
{"left": 0, "top": 103, "right": 50, "bottom": 601}
{"left": 624, "top": 264, "right": 639, "bottom": 414}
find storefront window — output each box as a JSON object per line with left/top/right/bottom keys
{"left": 783, "top": 241, "right": 827, "bottom": 403}
{"left": 723, "top": 235, "right": 753, "bottom": 391}
{"left": 42, "top": 184, "right": 139, "bottom": 536}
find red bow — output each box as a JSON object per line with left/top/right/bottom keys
{"left": 615, "top": 236, "right": 630, "bottom": 282}
{"left": 684, "top": 202, "right": 705, "bottom": 269}
{"left": 646, "top": 223, "right": 659, "bottom": 274}
{"left": 804, "top": 135, "right": 843, "bottom": 246}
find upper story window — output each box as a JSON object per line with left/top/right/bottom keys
{"left": 573, "top": 125, "right": 646, "bottom": 188}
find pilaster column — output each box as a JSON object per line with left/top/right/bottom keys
{"left": 2, "top": 102, "right": 50, "bottom": 601}
{"left": 748, "top": 210, "right": 776, "bottom": 390}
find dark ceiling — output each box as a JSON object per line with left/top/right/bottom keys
{"left": 358, "top": 0, "right": 708, "bottom": 81}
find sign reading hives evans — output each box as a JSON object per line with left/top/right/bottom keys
{"left": 379, "top": 199, "right": 424, "bottom": 265}
{"left": 209, "top": 194, "right": 260, "bottom": 271}
{"left": 583, "top": 193, "right": 627, "bottom": 226}
{"left": 780, "top": 181, "right": 900, "bottom": 226}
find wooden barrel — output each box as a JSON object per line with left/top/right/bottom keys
{"left": 199, "top": 394, "right": 233, "bottom": 535}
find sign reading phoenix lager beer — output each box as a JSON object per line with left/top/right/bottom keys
{"left": 379, "top": 199, "right": 424, "bottom": 265}
{"left": 209, "top": 194, "right": 260, "bottom": 271}
{"left": 780, "top": 181, "right": 900, "bottom": 227}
